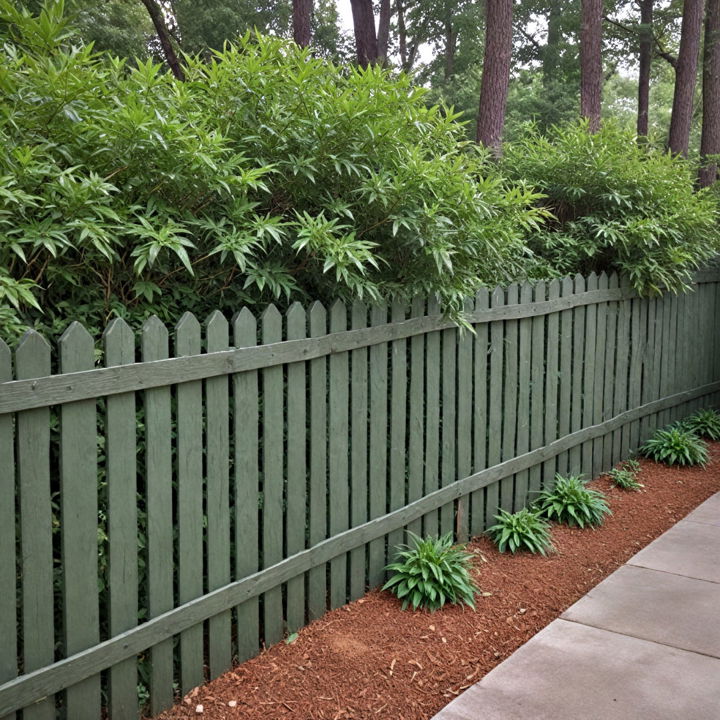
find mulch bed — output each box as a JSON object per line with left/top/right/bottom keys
{"left": 155, "top": 444, "right": 720, "bottom": 720}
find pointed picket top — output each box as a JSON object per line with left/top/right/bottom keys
{"left": 547, "top": 278, "right": 561, "bottom": 296}
{"left": 506, "top": 283, "right": 519, "bottom": 305}
{"left": 175, "top": 311, "right": 201, "bottom": 357}
{"left": 103, "top": 318, "right": 135, "bottom": 366}
{"left": 520, "top": 282, "right": 533, "bottom": 304}
{"left": 598, "top": 271, "right": 609, "bottom": 290}
{"left": 0, "top": 337, "right": 11, "bottom": 381}
{"left": 608, "top": 272, "right": 619, "bottom": 289}
{"left": 475, "top": 287, "right": 490, "bottom": 310}
{"left": 491, "top": 286, "right": 505, "bottom": 306}
{"left": 587, "top": 271, "right": 599, "bottom": 288}
{"left": 370, "top": 300, "right": 389, "bottom": 327}
{"left": 205, "top": 310, "right": 229, "bottom": 352}
{"left": 141, "top": 315, "right": 169, "bottom": 362}
{"left": 329, "top": 299, "right": 347, "bottom": 328}
{"left": 286, "top": 302, "right": 306, "bottom": 342}
{"left": 561, "top": 277, "right": 574, "bottom": 296}
{"left": 350, "top": 300, "right": 367, "bottom": 326}
{"left": 261, "top": 304, "right": 282, "bottom": 346}
{"left": 15, "top": 329, "right": 51, "bottom": 380}
{"left": 308, "top": 301, "right": 327, "bottom": 337}
{"left": 59, "top": 321, "right": 95, "bottom": 374}
{"left": 410, "top": 296, "right": 425, "bottom": 319}
{"left": 233, "top": 307, "right": 258, "bottom": 347}
{"left": 574, "top": 274, "right": 586, "bottom": 293}
{"left": 390, "top": 300, "right": 406, "bottom": 323}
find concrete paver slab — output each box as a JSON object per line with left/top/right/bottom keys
{"left": 433, "top": 620, "right": 720, "bottom": 720}
{"left": 627, "top": 519, "right": 720, "bottom": 583}
{"left": 683, "top": 492, "right": 720, "bottom": 527}
{"left": 561, "top": 564, "right": 720, "bottom": 658}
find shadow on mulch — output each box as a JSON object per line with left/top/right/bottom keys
{"left": 154, "top": 443, "right": 720, "bottom": 720}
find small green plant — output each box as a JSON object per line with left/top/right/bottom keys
{"left": 382, "top": 532, "right": 478, "bottom": 611}
{"left": 640, "top": 425, "right": 709, "bottom": 466}
{"left": 535, "top": 474, "right": 611, "bottom": 527}
{"left": 609, "top": 459, "right": 643, "bottom": 490}
{"left": 487, "top": 508, "right": 554, "bottom": 555}
{"left": 683, "top": 409, "right": 720, "bottom": 441}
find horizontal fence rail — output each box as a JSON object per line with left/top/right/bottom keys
{"left": 1, "top": 270, "right": 720, "bottom": 719}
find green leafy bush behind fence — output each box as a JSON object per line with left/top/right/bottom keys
{"left": 2, "top": 272, "right": 720, "bottom": 719}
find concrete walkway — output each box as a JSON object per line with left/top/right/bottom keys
{"left": 432, "top": 492, "right": 720, "bottom": 720}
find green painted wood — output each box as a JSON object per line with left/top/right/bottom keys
{"left": 582, "top": 273, "right": 598, "bottom": 475}
{"left": 455, "top": 298, "right": 473, "bottom": 541}
{"left": 542, "top": 280, "right": 560, "bottom": 486}
{"left": 141, "top": 316, "right": 174, "bottom": 714}
{"left": 261, "top": 305, "right": 284, "bottom": 645}
{"left": 232, "top": 309, "right": 260, "bottom": 660}
{"left": 205, "top": 311, "right": 232, "bottom": 678}
{"left": 569, "top": 276, "right": 585, "bottom": 475}
{"left": 175, "top": 312, "right": 204, "bottom": 693}
{"left": 4, "top": 358, "right": 720, "bottom": 718}
{"left": 286, "top": 303, "right": 308, "bottom": 627}
{"left": 307, "top": 302, "right": 328, "bottom": 620}
{"left": 649, "top": 294, "right": 664, "bottom": 424}
{"left": 0, "top": 284, "right": 660, "bottom": 417}
{"left": 656, "top": 293, "right": 671, "bottom": 428}
{"left": 501, "top": 284, "right": 518, "bottom": 511}
{"left": 591, "top": 274, "right": 608, "bottom": 478}
{"left": 529, "top": 281, "right": 546, "bottom": 493}
{"left": 407, "top": 297, "right": 426, "bottom": 538}
{"left": 556, "top": 278, "right": 574, "bottom": 477}
{"left": 0, "top": 340, "right": 16, "bottom": 720}
{"left": 639, "top": 297, "right": 655, "bottom": 441}
{"left": 349, "top": 302, "right": 369, "bottom": 599}
{"left": 329, "top": 301, "right": 350, "bottom": 609}
{"left": 59, "top": 323, "right": 101, "bottom": 720}
{"left": 368, "top": 303, "right": 389, "bottom": 585}
{"left": 471, "top": 289, "right": 489, "bottom": 535}
{"left": 667, "top": 293, "right": 680, "bottom": 424}
{"left": 440, "top": 314, "right": 457, "bottom": 533}
{"left": 423, "top": 298, "right": 441, "bottom": 536}
{"left": 6, "top": 373, "right": 720, "bottom": 719}
{"left": 487, "top": 287, "right": 505, "bottom": 520}
{"left": 389, "top": 302, "right": 408, "bottom": 553}
{"left": 104, "top": 319, "right": 138, "bottom": 719}
{"left": 15, "top": 331, "right": 54, "bottom": 720}
{"left": 514, "top": 284, "right": 533, "bottom": 509}
{"left": 613, "top": 286, "right": 631, "bottom": 462}
{"left": 628, "top": 299, "right": 647, "bottom": 451}
{"left": 602, "top": 274, "right": 618, "bottom": 471}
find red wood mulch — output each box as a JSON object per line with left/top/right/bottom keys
{"left": 154, "top": 443, "right": 720, "bottom": 720}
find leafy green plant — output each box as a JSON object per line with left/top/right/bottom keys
{"left": 683, "top": 409, "right": 720, "bottom": 441}
{"left": 609, "top": 459, "right": 643, "bottom": 490}
{"left": 502, "top": 121, "right": 720, "bottom": 294}
{"left": 640, "top": 425, "right": 709, "bottom": 466}
{"left": 487, "top": 508, "right": 554, "bottom": 555}
{"left": 383, "top": 532, "right": 478, "bottom": 611}
{"left": 535, "top": 474, "right": 611, "bottom": 527}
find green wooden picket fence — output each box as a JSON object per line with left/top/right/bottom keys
{"left": 2, "top": 271, "right": 720, "bottom": 720}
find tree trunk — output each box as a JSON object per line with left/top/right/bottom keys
{"left": 476, "top": 0, "right": 513, "bottom": 154}
{"left": 668, "top": 0, "right": 705, "bottom": 156}
{"left": 543, "top": 3, "right": 561, "bottom": 89}
{"left": 444, "top": 20, "right": 457, "bottom": 79}
{"left": 293, "top": 0, "right": 312, "bottom": 47}
{"left": 699, "top": 0, "right": 720, "bottom": 185}
{"left": 580, "top": 0, "right": 603, "bottom": 131}
{"left": 637, "top": 0, "right": 653, "bottom": 136}
{"left": 139, "top": 0, "right": 184, "bottom": 81}
{"left": 377, "top": 0, "right": 391, "bottom": 62}
{"left": 397, "top": 0, "right": 408, "bottom": 68}
{"left": 350, "top": 0, "right": 378, "bottom": 66}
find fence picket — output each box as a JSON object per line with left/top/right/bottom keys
{"left": 205, "top": 311, "right": 232, "bottom": 678}
{"left": 104, "top": 319, "right": 138, "bottom": 719}
{"left": 602, "top": 274, "right": 618, "bottom": 471}
{"left": 389, "top": 302, "right": 408, "bottom": 553}
{"left": 592, "top": 274, "right": 608, "bottom": 477}
{"left": 308, "top": 302, "right": 328, "bottom": 620}
{"left": 628, "top": 298, "right": 643, "bottom": 450}
{"left": 368, "top": 303, "right": 389, "bottom": 584}
{"left": 349, "top": 302, "right": 369, "bottom": 599}
{"left": 614, "top": 285, "right": 631, "bottom": 462}
{"left": 542, "top": 279, "right": 560, "bottom": 486}
{"left": 514, "top": 283, "right": 533, "bottom": 508}
{"left": 582, "top": 274, "right": 599, "bottom": 474}
{"left": 16, "top": 331, "right": 55, "bottom": 720}
{"left": 569, "top": 276, "right": 586, "bottom": 475}
{"left": 233, "top": 309, "right": 261, "bottom": 659}
{"left": 286, "top": 303, "right": 308, "bottom": 626}
{"left": 440, "top": 315, "right": 457, "bottom": 533}
{"left": 487, "top": 288, "right": 505, "bottom": 519}
{"left": 142, "top": 316, "right": 174, "bottom": 714}
{"left": 261, "top": 306, "right": 284, "bottom": 645}
{"left": 0, "top": 340, "right": 16, "bottom": 720}
{"left": 471, "top": 289, "right": 489, "bottom": 534}
{"left": 557, "top": 278, "right": 574, "bottom": 477}
{"left": 501, "top": 284, "right": 519, "bottom": 511}
{"left": 329, "top": 301, "right": 350, "bottom": 609}
{"left": 407, "top": 297, "right": 426, "bottom": 538}
{"left": 456, "top": 298, "right": 474, "bottom": 540}
{"left": 530, "top": 281, "right": 547, "bottom": 491}
{"left": 423, "top": 297, "right": 440, "bottom": 536}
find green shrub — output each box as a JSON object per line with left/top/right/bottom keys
{"left": 640, "top": 425, "right": 709, "bottom": 466}
{"left": 609, "top": 459, "right": 643, "bottom": 490}
{"left": 683, "top": 409, "right": 720, "bottom": 441}
{"left": 502, "top": 121, "right": 720, "bottom": 294}
{"left": 383, "top": 532, "right": 478, "bottom": 611}
{"left": 0, "top": 1, "right": 547, "bottom": 340}
{"left": 487, "top": 508, "right": 554, "bottom": 555}
{"left": 535, "top": 474, "right": 611, "bottom": 528}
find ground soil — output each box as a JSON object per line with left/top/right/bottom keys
{"left": 155, "top": 444, "right": 720, "bottom": 720}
